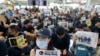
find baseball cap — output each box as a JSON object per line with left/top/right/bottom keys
{"left": 37, "top": 28, "right": 51, "bottom": 38}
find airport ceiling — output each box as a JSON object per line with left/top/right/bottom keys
{"left": 1, "top": 0, "right": 100, "bottom": 5}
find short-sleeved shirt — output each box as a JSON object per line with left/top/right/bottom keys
{"left": 51, "top": 33, "right": 70, "bottom": 50}
{"left": 23, "top": 26, "right": 34, "bottom": 33}
{"left": 0, "top": 41, "right": 7, "bottom": 56}
{"left": 0, "top": 25, "right": 7, "bottom": 36}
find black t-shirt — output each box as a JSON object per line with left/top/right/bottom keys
{"left": 5, "top": 33, "right": 24, "bottom": 48}
{"left": 0, "top": 25, "right": 7, "bottom": 36}
{"left": 23, "top": 26, "right": 34, "bottom": 33}
{"left": 0, "top": 41, "right": 7, "bottom": 56}
{"left": 51, "top": 33, "right": 70, "bottom": 50}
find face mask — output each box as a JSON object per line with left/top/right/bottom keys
{"left": 36, "top": 39, "right": 48, "bottom": 49}
{"left": 81, "top": 16, "right": 86, "bottom": 21}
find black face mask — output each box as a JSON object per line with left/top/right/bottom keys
{"left": 93, "top": 16, "right": 97, "bottom": 19}
{"left": 9, "top": 33, "right": 15, "bottom": 37}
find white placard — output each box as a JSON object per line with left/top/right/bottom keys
{"left": 75, "top": 31, "right": 98, "bottom": 48}
{"left": 19, "top": 9, "right": 28, "bottom": 14}
{"left": 58, "top": 22, "right": 68, "bottom": 27}
{"left": 84, "top": 5, "right": 93, "bottom": 11}
{"left": 33, "top": 19, "right": 38, "bottom": 23}
{"left": 48, "top": 25, "right": 54, "bottom": 29}
{"left": 36, "top": 49, "right": 61, "bottom": 56}
{"left": 96, "top": 7, "right": 100, "bottom": 13}
{"left": 43, "top": 10, "right": 51, "bottom": 16}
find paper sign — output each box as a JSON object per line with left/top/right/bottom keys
{"left": 43, "top": 10, "right": 51, "bottom": 16}
{"left": 58, "top": 22, "right": 68, "bottom": 27}
{"left": 84, "top": 5, "right": 93, "bottom": 11}
{"left": 19, "top": 9, "right": 28, "bottom": 14}
{"left": 75, "top": 31, "right": 98, "bottom": 48}
{"left": 9, "top": 35, "right": 26, "bottom": 47}
{"left": 36, "top": 49, "right": 61, "bottom": 56}
{"left": 96, "top": 7, "right": 100, "bottom": 13}
{"left": 33, "top": 19, "right": 38, "bottom": 23}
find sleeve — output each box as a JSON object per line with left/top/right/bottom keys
{"left": 66, "top": 34, "right": 70, "bottom": 51}
{"left": 0, "top": 26, "right": 6, "bottom": 35}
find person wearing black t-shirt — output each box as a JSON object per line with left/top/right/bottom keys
{"left": 6, "top": 25, "right": 31, "bottom": 56}
{"left": 0, "top": 21, "right": 7, "bottom": 36}
{"left": 51, "top": 27, "right": 70, "bottom": 56}
{"left": 23, "top": 19, "right": 37, "bottom": 47}
{"left": 23, "top": 19, "right": 37, "bottom": 39}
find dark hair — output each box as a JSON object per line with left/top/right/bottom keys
{"left": 78, "top": 24, "right": 87, "bottom": 29}
{"left": 24, "top": 19, "right": 31, "bottom": 25}
{"left": 56, "top": 27, "right": 65, "bottom": 35}
{"left": 9, "top": 25, "right": 20, "bottom": 32}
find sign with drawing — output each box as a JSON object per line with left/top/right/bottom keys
{"left": 75, "top": 31, "right": 98, "bottom": 48}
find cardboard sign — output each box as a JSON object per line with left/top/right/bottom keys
{"left": 75, "top": 31, "right": 98, "bottom": 48}
{"left": 36, "top": 49, "right": 61, "bottom": 56}
{"left": 9, "top": 35, "right": 26, "bottom": 47}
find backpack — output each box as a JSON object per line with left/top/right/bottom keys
{"left": 74, "top": 44, "right": 90, "bottom": 56}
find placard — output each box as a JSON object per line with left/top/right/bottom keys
{"left": 32, "top": 19, "right": 38, "bottom": 24}
{"left": 96, "top": 7, "right": 100, "bottom": 13}
{"left": 58, "top": 22, "right": 68, "bottom": 27}
{"left": 9, "top": 35, "right": 26, "bottom": 47}
{"left": 84, "top": 5, "right": 93, "bottom": 11}
{"left": 75, "top": 31, "right": 98, "bottom": 48}
{"left": 43, "top": 10, "right": 51, "bottom": 16}
{"left": 18, "top": 9, "right": 28, "bottom": 15}
{"left": 36, "top": 49, "right": 61, "bottom": 56}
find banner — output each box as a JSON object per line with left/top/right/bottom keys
{"left": 75, "top": 31, "right": 98, "bottom": 48}
{"left": 36, "top": 50, "right": 61, "bottom": 56}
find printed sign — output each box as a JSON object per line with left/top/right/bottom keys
{"left": 84, "top": 5, "right": 93, "bottom": 11}
{"left": 9, "top": 35, "right": 26, "bottom": 47}
{"left": 43, "top": 10, "right": 51, "bottom": 16}
{"left": 58, "top": 22, "right": 68, "bottom": 27}
{"left": 75, "top": 31, "right": 98, "bottom": 48}
{"left": 96, "top": 7, "right": 100, "bottom": 13}
{"left": 36, "top": 50, "right": 61, "bottom": 56}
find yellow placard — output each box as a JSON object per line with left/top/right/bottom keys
{"left": 9, "top": 35, "right": 26, "bottom": 47}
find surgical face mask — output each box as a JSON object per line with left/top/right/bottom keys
{"left": 36, "top": 39, "right": 48, "bottom": 49}
{"left": 81, "top": 16, "right": 86, "bottom": 21}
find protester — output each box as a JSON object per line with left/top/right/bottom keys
{"left": 6, "top": 25, "right": 32, "bottom": 56}
{"left": 51, "top": 27, "right": 70, "bottom": 56}
{"left": 30, "top": 28, "right": 58, "bottom": 56}
{"left": 71, "top": 24, "right": 96, "bottom": 55}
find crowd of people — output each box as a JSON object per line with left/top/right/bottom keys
{"left": 0, "top": 7, "right": 100, "bottom": 56}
